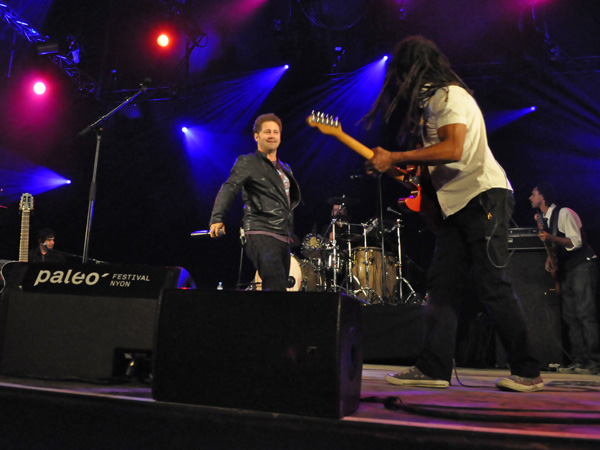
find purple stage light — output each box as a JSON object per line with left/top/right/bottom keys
{"left": 33, "top": 81, "right": 46, "bottom": 95}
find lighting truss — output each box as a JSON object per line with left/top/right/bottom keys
{"left": 0, "top": 2, "right": 48, "bottom": 42}
{"left": 1, "top": 2, "right": 97, "bottom": 96}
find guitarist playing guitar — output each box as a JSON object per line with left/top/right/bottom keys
{"left": 324, "top": 36, "right": 544, "bottom": 391}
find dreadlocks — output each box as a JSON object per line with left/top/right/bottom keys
{"left": 363, "top": 35, "right": 472, "bottom": 139}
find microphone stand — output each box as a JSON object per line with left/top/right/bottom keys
{"left": 78, "top": 79, "right": 150, "bottom": 263}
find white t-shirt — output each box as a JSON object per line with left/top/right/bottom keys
{"left": 422, "top": 85, "right": 511, "bottom": 217}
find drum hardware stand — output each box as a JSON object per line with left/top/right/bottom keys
{"left": 376, "top": 175, "right": 388, "bottom": 303}
{"left": 352, "top": 220, "right": 382, "bottom": 304}
{"left": 329, "top": 217, "right": 347, "bottom": 293}
{"left": 389, "top": 214, "right": 419, "bottom": 304}
{"left": 237, "top": 227, "right": 247, "bottom": 289}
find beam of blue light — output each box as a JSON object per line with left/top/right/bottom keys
{"left": 181, "top": 66, "right": 288, "bottom": 194}
{"left": 486, "top": 106, "right": 537, "bottom": 133}
{"left": 187, "top": 65, "right": 289, "bottom": 134}
{"left": 182, "top": 125, "right": 253, "bottom": 197}
{"left": 0, "top": 166, "right": 71, "bottom": 200}
{"left": 284, "top": 57, "right": 388, "bottom": 175}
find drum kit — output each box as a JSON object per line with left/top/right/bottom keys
{"left": 254, "top": 195, "right": 421, "bottom": 305}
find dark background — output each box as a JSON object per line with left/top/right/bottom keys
{"left": 1, "top": 0, "right": 599, "bottom": 290}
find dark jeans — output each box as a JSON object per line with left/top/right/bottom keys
{"left": 561, "top": 259, "right": 599, "bottom": 365}
{"left": 416, "top": 188, "right": 540, "bottom": 381}
{"left": 245, "top": 234, "right": 291, "bottom": 291}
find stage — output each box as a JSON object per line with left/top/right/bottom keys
{"left": 1, "top": 365, "right": 599, "bottom": 450}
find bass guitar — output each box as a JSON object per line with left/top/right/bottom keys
{"left": 19, "top": 193, "right": 34, "bottom": 262}
{"left": 306, "top": 111, "right": 441, "bottom": 230}
{"left": 535, "top": 212, "right": 560, "bottom": 293}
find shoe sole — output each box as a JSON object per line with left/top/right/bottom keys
{"left": 496, "top": 380, "right": 544, "bottom": 392}
{"left": 385, "top": 373, "right": 449, "bottom": 389}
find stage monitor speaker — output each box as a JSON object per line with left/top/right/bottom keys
{"left": 498, "top": 249, "right": 563, "bottom": 369}
{"left": 152, "top": 289, "right": 364, "bottom": 418}
{"left": 0, "top": 262, "right": 193, "bottom": 380}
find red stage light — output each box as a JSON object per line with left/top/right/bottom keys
{"left": 157, "top": 33, "right": 170, "bottom": 47}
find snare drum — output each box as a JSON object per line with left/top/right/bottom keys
{"left": 254, "top": 255, "right": 322, "bottom": 291}
{"left": 351, "top": 247, "right": 398, "bottom": 302}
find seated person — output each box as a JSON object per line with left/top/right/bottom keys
{"left": 29, "top": 228, "right": 67, "bottom": 263}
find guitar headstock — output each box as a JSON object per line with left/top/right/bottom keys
{"left": 19, "top": 193, "right": 34, "bottom": 212}
{"left": 306, "top": 111, "right": 343, "bottom": 137}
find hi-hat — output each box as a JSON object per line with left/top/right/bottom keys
{"left": 326, "top": 195, "right": 359, "bottom": 206}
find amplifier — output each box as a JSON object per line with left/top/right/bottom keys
{"left": 0, "top": 262, "right": 194, "bottom": 381}
{"left": 508, "top": 227, "right": 544, "bottom": 250}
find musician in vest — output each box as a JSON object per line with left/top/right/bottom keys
{"left": 530, "top": 182, "right": 599, "bottom": 374}
{"left": 209, "top": 113, "right": 301, "bottom": 291}
{"left": 363, "top": 36, "right": 543, "bottom": 392}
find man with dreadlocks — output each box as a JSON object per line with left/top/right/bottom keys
{"left": 364, "top": 36, "right": 543, "bottom": 392}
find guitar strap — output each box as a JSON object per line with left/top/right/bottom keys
{"left": 549, "top": 206, "right": 560, "bottom": 237}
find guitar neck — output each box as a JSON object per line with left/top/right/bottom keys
{"left": 19, "top": 211, "right": 30, "bottom": 262}
{"left": 331, "top": 131, "right": 374, "bottom": 160}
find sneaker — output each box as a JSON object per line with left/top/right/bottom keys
{"left": 385, "top": 366, "right": 450, "bottom": 389}
{"left": 496, "top": 375, "right": 544, "bottom": 392}
{"left": 558, "top": 362, "right": 586, "bottom": 374}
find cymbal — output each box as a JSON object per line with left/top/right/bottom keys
{"left": 329, "top": 214, "right": 351, "bottom": 220}
{"left": 326, "top": 196, "right": 359, "bottom": 206}
{"left": 337, "top": 232, "right": 362, "bottom": 241}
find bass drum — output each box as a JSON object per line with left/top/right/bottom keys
{"left": 351, "top": 247, "right": 398, "bottom": 302}
{"left": 254, "top": 255, "right": 322, "bottom": 291}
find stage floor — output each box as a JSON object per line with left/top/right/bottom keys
{"left": 1, "top": 365, "right": 600, "bottom": 449}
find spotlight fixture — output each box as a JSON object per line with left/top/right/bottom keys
{"left": 157, "top": 33, "right": 170, "bottom": 48}
{"left": 33, "top": 81, "right": 46, "bottom": 95}
{"left": 36, "top": 41, "right": 59, "bottom": 55}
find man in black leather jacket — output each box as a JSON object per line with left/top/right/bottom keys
{"left": 209, "top": 113, "right": 301, "bottom": 290}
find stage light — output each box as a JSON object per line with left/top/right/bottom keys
{"left": 157, "top": 33, "right": 170, "bottom": 48}
{"left": 33, "top": 81, "right": 46, "bottom": 95}
{"left": 181, "top": 126, "right": 188, "bottom": 133}
{"left": 530, "top": 106, "right": 537, "bottom": 111}
{"left": 382, "top": 55, "right": 389, "bottom": 61}
{"left": 284, "top": 64, "right": 289, "bottom": 70}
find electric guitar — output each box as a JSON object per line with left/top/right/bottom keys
{"left": 535, "top": 212, "right": 560, "bottom": 293}
{"left": 19, "top": 193, "right": 34, "bottom": 262}
{"left": 306, "top": 111, "right": 441, "bottom": 229}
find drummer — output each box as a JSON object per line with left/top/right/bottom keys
{"left": 323, "top": 203, "right": 349, "bottom": 243}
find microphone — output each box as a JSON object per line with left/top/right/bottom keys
{"left": 191, "top": 229, "right": 224, "bottom": 237}
{"left": 387, "top": 207, "right": 402, "bottom": 216}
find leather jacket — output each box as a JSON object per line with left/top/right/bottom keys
{"left": 210, "top": 150, "right": 301, "bottom": 236}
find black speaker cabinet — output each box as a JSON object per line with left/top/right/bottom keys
{"left": 498, "top": 249, "right": 563, "bottom": 369}
{"left": 0, "top": 262, "right": 192, "bottom": 380}
{"left": 152, "top": 289, "right": 364, "bottom": 418}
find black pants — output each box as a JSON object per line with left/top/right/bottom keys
{"left": 245, "top": 234, "right": 291, "bottom": 291}
{"left": 416, "top": 188, "right": 540, "bottom": 381}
